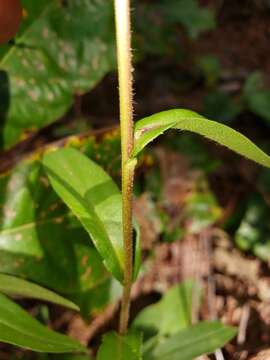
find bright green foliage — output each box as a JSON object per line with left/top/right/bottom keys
{"left": 0, "top": 293, "right": 84, "bottom": 353}
{"left": 0, "top": 0, "right": 115, "bottom": 148}
{"left": 133, "top": 281, "right": 235, "bottom": 359}
{"left": 97, "top": 331, "right": 142, "bottom": 360}
{"left": 132, "top": 109, "right": 270, "bottom": 168}
{"left": 43, "top": 147, "right": 140, "bottom": 283}
{"left": 0, "top": 159, "right": 108, "bottom": 295}
{"left": 147, "top": 321, "right": 236, "bottom": 360}
{"left": 133, "top": 281, "right": 200, "bottom": 339}
{"left": 0, "top": 274, "right": 78, "bottom": 310}
{"left": 0, "top": 132, "right": 123, "bottom": 315}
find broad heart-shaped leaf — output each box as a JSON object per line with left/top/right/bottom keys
{"left": 0, "top": 293, "right": 84, "bottom": 353}
{"left": 133, "top": 280, "right": 201, "bottom": 339}
{"left": 0, "top": 274, "right": 78, "bottom": 311}
{"left": 147, "top": 321, "right": 236, "bottom": 360}
{"left": 0, "top": 0, "right": 115, "bottom": 148}
{"left": 43, "top": 147, "right": 140, "bottom": 284}
{"left": 97, "top": 331, "right": 142, "bottom": 360}
{"left": 132, "top": 109, "right": 270, "bottom": 168}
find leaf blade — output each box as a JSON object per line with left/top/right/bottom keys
{"left": 0, "top": 0, "right": 115, "bottom": 148}
{"left": 132, "top": 109, "right": 270, "bottom": 168}
{"left": 43, "top": 147, "right": 124, "bottom": 282}
{"left": 0, "top": 273, "right": 79, "bottom": 311}
{"left": 0, "top": 293, "right": 84, "bottom": 353}
{"left": 133, "top": 280, "right": 201, "bottom": 338}
{"left": 43, "top": 147, "right": 140, "bottom": 283}
{"left": 151, "top": 321, "right": 236, "bottom": 360}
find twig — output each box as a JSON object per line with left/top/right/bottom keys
{"left": 237, "top": 304, "right": 250, "bottom": 345}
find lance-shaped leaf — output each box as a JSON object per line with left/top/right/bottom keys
{"left": 148, "top": 321, "right": 236, "bottom": 360}
{"left": 132, "top": 109, "right": 270, "bottom": 168}
{"left": 133, "top": 280, "right": 201, "bottom": 339}
{"left": 0, "top": 293, "right": 84, "bottom": 353}
{"left": 0, "top": 273, "right": 78, "bottom": 310}
{"left": 43, "top": 147, "right": 140, "bottom": 283}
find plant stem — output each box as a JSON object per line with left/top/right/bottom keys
{"left": 114, "top": 0, "right": 135, "bottom": 334}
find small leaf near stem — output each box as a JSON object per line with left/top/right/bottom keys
{"left": 114, "top": 0, "right": 135, "bottom": 334}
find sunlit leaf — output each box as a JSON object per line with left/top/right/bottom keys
{"left": 43, "top": 147, "right": 140, "bottom": 283}
{"left": 0, "top": 158, "right": 107, "bottom": 294}
{"left": 148, "top": 321, "right": 236, "bottom": 360}
{"left": 132, "top": 109, "right": 270, "bottom": 169}
{"left": 0, "top": 293, "right": 84, "bottom": 353}
{"left": 0, "top": 132, "right": 123, "bottom": 315}
{"left": 0, "top": 273, "right": 79, "bottom": 310}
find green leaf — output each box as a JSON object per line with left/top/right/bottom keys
{"left": 0, "top": 273, "right": 79, "bottom": 311}
{"left": 0, "top": 293, "right": 84, "bottom": 353}
{"left": 0, "top": 133, "right": 124, "bottom": 315}
{"left": 133, "top": 281, "right": 201, "bottom": 339}
{"left": 97, "top": 331, "right": 142, "bottom": 360}
{"left": 132, "top": 109, "right": 270, "bottom": 168}
{"left": 43, "top": 147, "right": 140, "bottom": 283}
{"left": 0, "top": 1, "right": 52, "bottom": 60}
{"left": 0, "top": 0, "right": 115, "bottom": 148}
{"left": 0, "top": 157, "right": 108, "bottom": 295}
{"left": 148, "top": 321, "right": 236, "bottom": 360}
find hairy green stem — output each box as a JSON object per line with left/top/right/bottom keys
{"left": 114, "top": 0, "right": 135, "bottom": 334}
